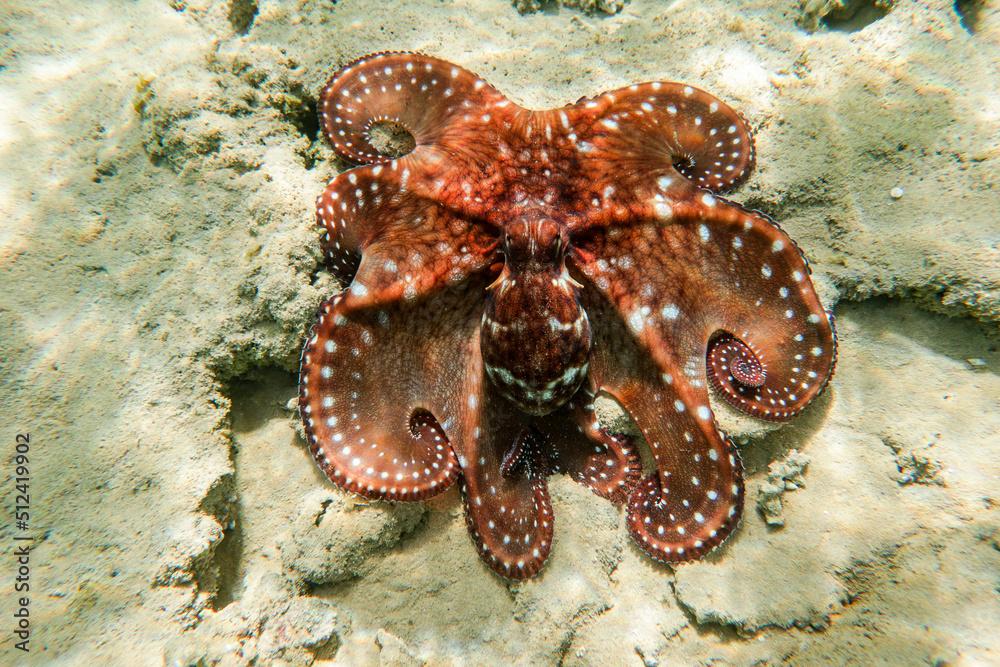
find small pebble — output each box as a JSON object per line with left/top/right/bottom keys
{"left": 890, "top": 186, "right": 904, "bottom": 199}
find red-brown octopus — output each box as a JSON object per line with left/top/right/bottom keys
{"left": 298, "top": 52, "right": 837, "bottom": 579}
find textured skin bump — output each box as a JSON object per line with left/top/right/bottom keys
{"left": 301, "top": 52, "right": 836, "bottom": 578}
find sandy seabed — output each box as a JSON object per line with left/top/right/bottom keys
{"left": 1, "top": 0, "right": 998, "bottom": 664}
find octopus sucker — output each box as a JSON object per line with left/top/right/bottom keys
{"left": 299, "top": 52, "right": 837, "bottom": 579}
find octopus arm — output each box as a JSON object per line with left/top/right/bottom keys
{"left": 301, "top": 272, "right": 557, "bottom": 579}
{"left": 298, "top": 278, "right": 489, "bottom": 501}
{"left": 572, "top": 196, "right": 836, "bottom": 421}
{"left": 453, "top": 353, "right": 555, "bottom": 580}
{"left": 688, "top": 199, "right": 838, "bottom": 420}
{"left": 316, "top": 158, "right": 498, "bottom": 306}
{"left": 568, "top": 201, "right": 835, "bottom": 559}
{"left": 567, "top": 81, "right": 755, "bottom": 198}
{"left": 319, "top": 51, "right": 510, "bottom": 165}
{"left": 537, "top": 390, "right": 642, "bottom": 505}
{"left": 575, "top": 283, "right": 745, "bottom": 562}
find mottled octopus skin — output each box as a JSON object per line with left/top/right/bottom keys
{"left": 298, "top": 52, "right": 837, "bottom": 580}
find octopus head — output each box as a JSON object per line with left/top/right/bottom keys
{"left": 501, "top": 214, "right": 569, "bottom": 269}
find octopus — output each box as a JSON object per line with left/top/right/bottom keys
{"left": 298, "top": 52, "right": 837, "bottom": 579}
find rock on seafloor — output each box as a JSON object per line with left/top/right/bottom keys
{"left": 281, "top": 490, "right": 427, "bottom": 586}
{"left": 755, "top": 449, "right": 810, "bottom": 526}
{"left": 0, "top": 0, "right": 998, "bottom": 665}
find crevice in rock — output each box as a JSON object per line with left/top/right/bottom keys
{"left": 823, "top": 2, "right": 892, "bottom": 31}
{"left": 954, "top": 0, "right": 984, "bottom": 34}
{"left": 228, "top": 0, "right": 259, "bottom": 35}
{"left": 184, "top": 472, "right": 242, "bottom": 613}
{"left": 208, "top": 366, "right": 299, "bottom": 609}
{"left": 311, "top": 634, "right": 342, "bottom": 661}
{"left": 512, "top": 0, "right": 627, "bottom": 16}
{"left": 198, "top": 471, "right": 242, "bottom": 611}
{"left": 284, "top": 87, "right": 320, "bottom": 143}
{"left": 669, "top": 579, "right": 746, "bottom": 642}
{"left": 203, "top": 484, "right": 243, "bottom": 610}
{"left": 798, "top": 0, "right": 894, "bottom": 32}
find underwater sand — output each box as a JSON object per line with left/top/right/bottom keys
{"left": 1, "top": 0, "right": 998, "bottom": 664}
